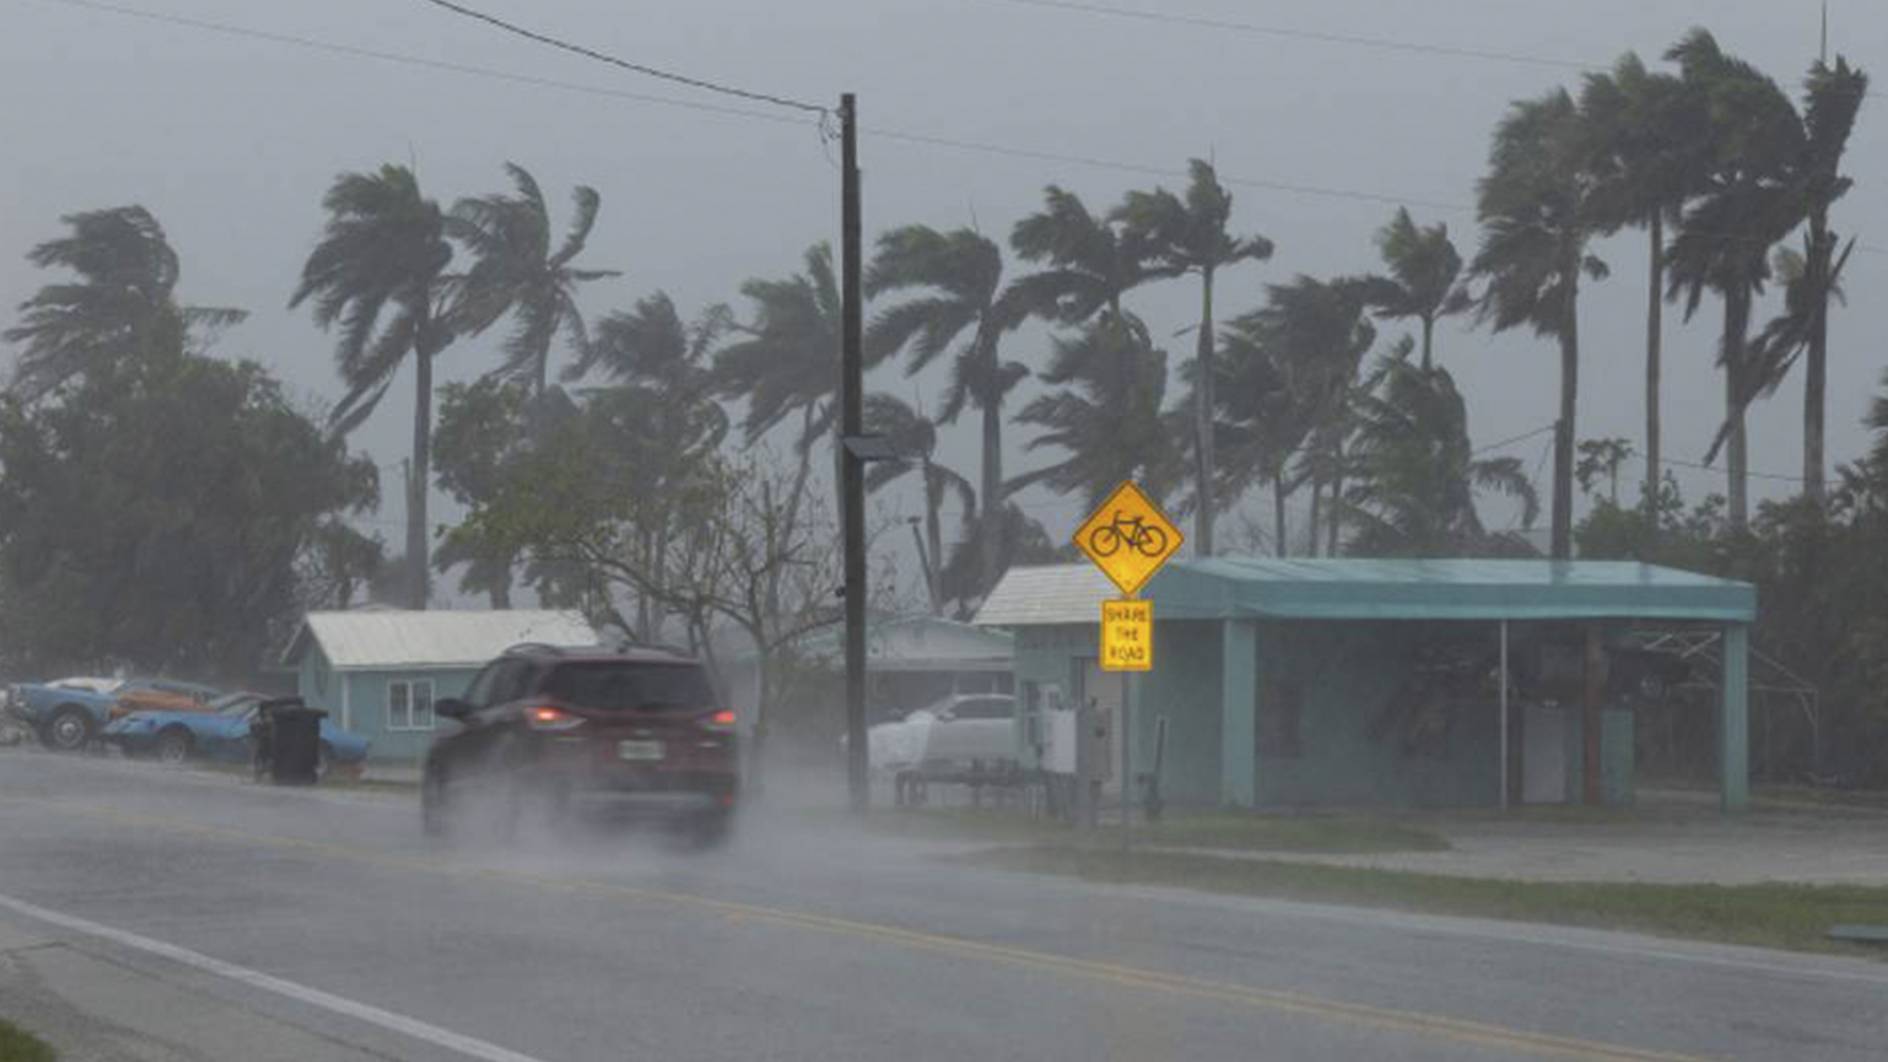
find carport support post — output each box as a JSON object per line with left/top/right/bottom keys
{"left": 1720, "top": 624, "right": 1750, "bottom": 812}
{"left": 1583, "top": 623, "right": 1603, "bottom": 806}
{"left": 1498, "top": 620, "right": 1509, "bottom": 812}
{"left": 1221, "top": 620, "right": 1258, "bottom": 806}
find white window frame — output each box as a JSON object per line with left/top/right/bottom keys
{"left": 386, "top": 678, "right": 436, "bottom": 732}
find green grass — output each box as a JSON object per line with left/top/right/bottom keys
{"left": 860, "top": 807, "right": 1449, "bottom": 854}
{"left": 0, "top": 1020, "right": 54, "bottom": 1062}
{"left": 960, "top": 845, "right": 1888, "bottom": 957}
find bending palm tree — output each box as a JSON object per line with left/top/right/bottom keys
{"left": 1345, "top": 360, "right": 1539, "bottom": 556}
{"left": 1469, "top": 88, "right": 1608, "bottom": 559}
{"left": 1010, "top": 185, "right": 1158, "bottom": 328}
{"left": 1664, "top": 29, "right": 1804, "bottom": 532}
{"left": 291, "top": 164, "right": 456, "bottom": 608}
{"left": 1118, "top": 159, "right": 1275, "bottom": 555}
{"left": 1581, "top": 52, "right": 1708, "bottom": 511}
{"left": 865, "top": 225, "right": 1028, "bottom": 598}
{"left": 6, "top": 205, "right": 245, "bottom": 401}
{"left": 1356, "top": 208, "right": 1469, "bottom": 374}
{"left": 451, "top": 162, "right": 621, "bottom": 400}
{"left": 862, "top": 394, "right": 975, "bottom": 614}
{"left": 1011, "top": 320, "right": 1180, "bottom": 511}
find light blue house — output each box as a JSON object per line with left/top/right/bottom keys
{"left": 976, "top": 559, "right": 1757, "bottom": 812}
{"left": 282, "top": 608, "right": 601, "bottom": 763}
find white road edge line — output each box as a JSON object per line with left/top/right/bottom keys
{"left": 0, "top": 890, "right": 547, "bottom": 1062}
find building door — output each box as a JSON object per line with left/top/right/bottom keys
{"left": 1523, "top": 705, "right": 1569, "bottom": 803}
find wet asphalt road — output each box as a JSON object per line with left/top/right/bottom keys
{"left": 1, "top": 748, "right": 1885, "bottom": 1062}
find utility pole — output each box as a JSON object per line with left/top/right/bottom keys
{"left": 840, "top": 93, "right": 869, "bottom": 813}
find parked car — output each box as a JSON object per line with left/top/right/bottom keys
{"left": 421, "top": 643, "right": 737, "bottom": 845}
{"left": 864, "top": 693, "right": 1017, "bottom": 778}
{"left": 101, "top": 691, "right": 370, "bottom": 777}
{"left": 8, "top": 677, "right": 225, "bottom": 752}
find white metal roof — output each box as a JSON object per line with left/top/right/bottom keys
{"left": 973, "top": 564, "right": 1118, "bottom": 627}
{"left": 285, "top": 609, "right": 600, "bottom": 670}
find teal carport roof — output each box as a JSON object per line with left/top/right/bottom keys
{"left": 1150, "top": 558, "right": 1755, "bottom": 624}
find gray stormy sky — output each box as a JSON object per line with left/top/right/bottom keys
{"left": 2, "top": 0, "right": 1883, "bottom": 603}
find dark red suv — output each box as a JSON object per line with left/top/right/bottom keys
{"left": 421, "top": 644, "right": 737, "bottom": 844}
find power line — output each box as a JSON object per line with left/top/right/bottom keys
{"left": 1665, "top": 455, "right": 1812, "bottom": 484}
{"left": 982, "top": 0, "right": 1593, "bottom": 72}
{"left": 408, "top": 0, "right": 826, "bottom": 115}
{"left": 981, "top": 0, "right": 1888, "bottom": 101}
{"left": 1472, "top": 423, "right": 1557, "bottom": 456}
{"left": 24, "top": 0, "right": 812, "bottom": 129}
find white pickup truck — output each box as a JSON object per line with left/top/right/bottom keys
{"left": 865, "top": 694, "right": 1017, "bottom": 778}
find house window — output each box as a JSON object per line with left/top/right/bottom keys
{"left": 387, "top": 679, "right": 435, "bottom": 731}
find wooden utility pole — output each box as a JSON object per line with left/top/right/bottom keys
{"left": 840, "top": 93, "right": 869, "bottom": 812}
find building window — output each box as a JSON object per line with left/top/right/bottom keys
{"left": 1257, "top": 676, "right": 1303, "bottom": 758}
{"left": 387, "top": 679, "right": 435, "bottom": 731}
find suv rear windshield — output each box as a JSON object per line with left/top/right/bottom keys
{"left": 540, "top": 661, "right": 717, "bottom": 713}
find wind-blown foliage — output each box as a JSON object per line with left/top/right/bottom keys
{"left": 5, "top": 206, "right": 246, "bottom": 402}
{"left": 450, "top": 162, "right": 620, "bottom": 398}
{"left": 291, "top": 164, "right": 455, "bottom": 607}
{"left": 713, "top": 243, "right": 841, "bottom": 455}
{"left": 862, "top": 393, "right": 974, "bottom": 614}
{"left": 1355, "top": 208, "right": 1469, "bottom": 373}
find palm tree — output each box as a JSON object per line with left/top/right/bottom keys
{"left": 1785, "top": 56, "right": 1866, "bottom": 502}
{"left": 1581, "top": 52, "right": 1709, "bottom": 511}
{"left": 1011, "top": 318, "right": 1180, "bottom": 511}
{"left": 1253, "top": 276, "right": 1377, "bottom": 555}
{"left": 1344, "top": 359, "right": 1540, "bottom": 556}
{"left": 1010, "top": 185, "right": 1159, "bottom": 328}
{"left": 713, "top": 243, "right": 841, "bottom": 460}
{"left": 450, "top": 162, "right": 621, "bottom": 400}
{"left": 574, "top": 291, "right": 731, "bottom": 448}
{"left": 1356, "top": 208, "right": 1470, "bottom": 373}
{"left": 1664, "top": 29, "right": 1805, "bottom": 532}
{"left": 862, "top": 394, "right": 975, "bottom": 614}
{"left": 864, "top": 226, "right": 1028, "bottom": 599}
{"left": 1210, "top": 313, "right": 1302, "bottom": 555}
{"left": 6, "top": 205, "right": 245, "bottom": 401}
{"left": 1118, "top": 159, "right": 1275, "bottom": 556}
{"left": 1469, "top": 87, "right": 1608, "bottom": 559}
{"left": 291, "top": 164, "right": 456, "bottom": 608}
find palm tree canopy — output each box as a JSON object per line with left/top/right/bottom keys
{"left": 1115, "top": 159, "right": 1274, "bottom": 280}
{"left": 1581, "top": 52, "right": 1711, "bottom": 233}
{"left": 290, "top": 164, "right": 454, "bottom": 433}
{"left": 1011, "top": 320, "right": 1182, "bottom": 509}
{"left": 1661, "top": 30, "right": 1805, "bottom": 319}
{"left": 6, "top": 205, "right": 246, "bottom": 401}
{"left": 1470, "top": 88, "right": 1609, "bottom": 339}
{"left": 711, "top": 242, "right": 840, "bottom": 452}
{"left": 864, "top": 225, "right": 1030, "bottom": 422}
{"left": 1357, "top": 208, "right": 1470, "bottom": 325}
{"left": 450, "top": 162, "right": 620, "bottom": 391}
{"left": 1009, "top": 185, "right": 1158, "bottom": 325}
{"left": 862, "top": 393, "right": 975, "bottom": 516}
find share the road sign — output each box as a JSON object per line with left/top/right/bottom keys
{"left": 1100, "top": 598, "right": 1153, "bottom": 672}
{"left": 1072, "top": 481, "right": 1183, "bottom": 598}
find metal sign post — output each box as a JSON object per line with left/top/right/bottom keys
{"left": 1075, "top": 482, "right": 1183, "bottom": 850}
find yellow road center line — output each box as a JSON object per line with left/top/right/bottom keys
{"left": 3, "top": 796, "right": 1703, "bottom": 1062}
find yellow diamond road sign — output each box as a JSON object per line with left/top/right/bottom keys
{"left": 1101, "top": 598, "right": 1153, "bottom": 672}
{"left": 1073, "top": 480, "right": 1184, "bottom": 597}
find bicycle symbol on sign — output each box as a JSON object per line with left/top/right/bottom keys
{"left": 1087, "top": 510, "right": 1169, "bottom": 559}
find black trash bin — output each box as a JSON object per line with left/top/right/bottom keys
{"left": 253, "top": 697, "right": 327, "bottom": 786}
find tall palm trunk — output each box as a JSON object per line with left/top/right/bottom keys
{"left": 923, "top": 464, "right": 945, "bottom": 615}
{"left": 1550, "top": 269, "right": 1579, "bottom": 561}
{"left": 1803, "top": 212, "right": 1831, "bottom": 504}
{"left": 1305, "top": 476, "right": 1322, "bottom": 557}
{"left": 1420, "top": 316, "right": 1435, "bottom": 374}
{"left": 1722, "top": 289, "right": 1751, "bottom": 532}
{"left": 1271, "top": 475, "right": 1289, "bottom": 558}
{"left": 408, "top": 323, "right": 437, "bottom": 610}
{"left": 1193, "top": 268, "right": 1217, "bottom": 556}
{"left": 977, "top": 334, "right": 1004, "bottom": 600}
{"left": 1327, "top": 457, "right": 1344, "bottom": 557}
{"left": 1644, "top": 215, "right": 1663, "bottom": 515}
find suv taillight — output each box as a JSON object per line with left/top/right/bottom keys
{"left": 701, "top": 708, "right": 736, "bottom": 732}
{"left": 524, "top": 706, "right": 584, "bottom": 732}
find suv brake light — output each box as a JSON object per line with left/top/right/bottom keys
{"left": 702, "top": 709, "right": 736, "bottom": 731}
{"left": 525, "top": 706, "right": 584, "bottom": 732}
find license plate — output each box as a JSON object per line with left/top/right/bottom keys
{"left": 617, "top": 740, "right": 664, "bottom": 762}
